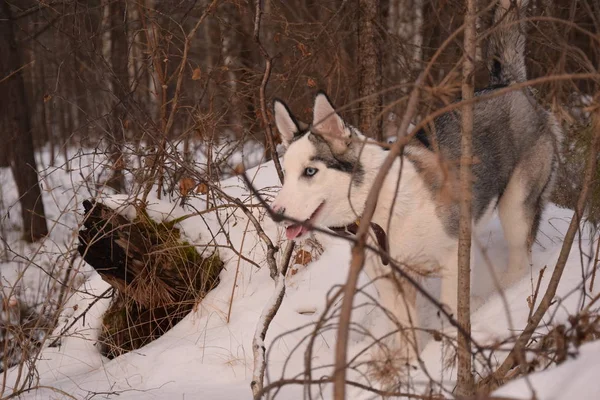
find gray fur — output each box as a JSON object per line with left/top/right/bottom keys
{"left": 410, "top": 0, "right": 561, "bottom": 242}
{"left": 307, "top": 130, "right": 365, "bottom": 185}
{"left": 416, "top": 88, "right": 560, "bottom": 239}
{"left": 487, "top": 0, "right": 529, "bottom": 85}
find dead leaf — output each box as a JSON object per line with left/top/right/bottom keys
{"left": 113, "top": 157, "right": 126, "bottom": 170}
{"left": 192, "top": 67, "right": 201, "bottom": 80}
{"left": 179, "top": 177, "right": 196, "bottom": 196}
{"left": 233, "top": 163, "right": 245, "bottom": 175}
{"left": 294, "top": 249, "right": 312, "bottom": 266}
{"left": 196, "top": 182, "right": 208, "bottom": 194}
{"left": 297, "top": 43, "right": 311, "bottom": 57}
{"left": 43, "top": 94, "right": 52, "bottom": 103}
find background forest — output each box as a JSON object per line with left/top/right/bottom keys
{"left": 1, "top": 0, "right": 598, "bottom": 239}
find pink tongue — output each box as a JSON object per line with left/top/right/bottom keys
{"left": 286, "top": 225, "right": 304, "bottom": 240}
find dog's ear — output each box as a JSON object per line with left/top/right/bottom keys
{"left": 383, "top": 112, "right": 417, "bottom": 143}
{"left": 383, "top": 112, "right": 398, "bottom": 141}
{"left": 312, "top": 92, "right": 351, "bottom": 154}
{"left": 273, "top": 99, "right": 302, "bottom": 148}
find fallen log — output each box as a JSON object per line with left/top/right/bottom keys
{"left": 78, "top": 200, "right": 223, "bottom": 358}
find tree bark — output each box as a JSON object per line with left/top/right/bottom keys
{"left": 357, "top": 0, "right": 382, "bottom": 140}
{"left": 0, "top": 1, "right": 48, "bottom": 242}
{"left": 456, "top": 0, "right": 476, "bottom": 396}
{"left": 106, "top": 0, "right": 128, "bottom": 193}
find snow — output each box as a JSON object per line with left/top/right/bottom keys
{"left": 1, "top": 148, "right": 599, "bottom": 399}
{"left": 495, "top": 340, "right": 600, "bottom": 400}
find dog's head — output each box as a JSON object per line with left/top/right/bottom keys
{"left": 271, "top": 92, "right": 368, "bottom": 240}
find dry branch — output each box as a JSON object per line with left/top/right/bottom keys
{"left": 251, "top": 241, "right": 295, "bottom": 398}
{"left": 456, "top": 0, "right": 477, "bottom": 396}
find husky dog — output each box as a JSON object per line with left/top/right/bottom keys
{"left": 271, "top": 0, "right": 561, "bottom": 360}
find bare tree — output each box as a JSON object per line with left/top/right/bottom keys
{"left": 0, "top": 1, "right": 48, "bottom": 242}
{"left": 105, "top": 0, "right": 129, "bottom": 193}
{"left": 357, "top": 0, "right": 383, "bottom": 140}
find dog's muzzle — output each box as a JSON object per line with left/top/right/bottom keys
{"left": 271, "top": 205, "right": 286, "bottom": 223}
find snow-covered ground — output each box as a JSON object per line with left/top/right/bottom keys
{"left": 1, "top": 148, "right": 599, "bottom": 399}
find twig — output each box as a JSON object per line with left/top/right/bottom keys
{"left": 457, "top": 0, "right": 476, "bottom": 395}
{"left": 238, "top": 173, "right": 282, "bottom": 280}
{"left": 2, "top": 384, "right": 78, "bottom": 400}
{"left": 164, "top": 0, "right": 219, "bottom": 139}
{"left": 227, "top": 217, "right": 251, "bottom": 323}
{"left": 589, "top": 233, "right": 600, "bottom": 291}
{"left": 48, "top": 288, "right": 113, "bottom": 348}
{"left": 528, "top": 267, "right": 546, "bottom": 323}
{"left": 0, "top": 60, "right": 35, "bottom": 85}
{"left": 251, "top": 241, "right": 295, "bottom": 398}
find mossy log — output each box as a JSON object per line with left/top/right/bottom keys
{"left": 78, "top": 200, "right": 223, "bottom": 358}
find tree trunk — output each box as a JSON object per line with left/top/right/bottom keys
{"left": 0, "top": 1, "right": 48, "bottom": 242}
{"left": 37, "top": 55, "right": 51, "bottom": 150}
{"left": 106, "top": 0, "right": 128, "bottom": 193}
{"left": 357, "top": 0, "right": 382, "bottom": 140}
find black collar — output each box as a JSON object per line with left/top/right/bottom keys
{"left": 329, "top": 220, "right": 389, "bottom": 266}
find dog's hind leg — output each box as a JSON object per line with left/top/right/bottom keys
{"left": 498, "top": 173, "right": 532, "bottom": 287}
{"left": 498, "top": 144, "right": 555, "bottom": 288}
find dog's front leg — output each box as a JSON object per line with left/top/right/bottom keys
{"left": 439, "top": 251, "right": 459, "bottom": 322}
{"left": 365, "top": 254, "right": 420, "bottom": 364}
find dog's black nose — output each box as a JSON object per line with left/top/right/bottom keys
{"left": 271, "top": 205, "right": 285, "bottom": 222}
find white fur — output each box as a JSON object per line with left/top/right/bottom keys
{"left": 272, "top": 126, "right": 461, "bottom": 359}
{"left": 498, "top": 169, "right": 533, "bottom": 286}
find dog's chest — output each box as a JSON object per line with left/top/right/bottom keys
{"left": 371, "top": 198, "right": 456, "bottom": 266}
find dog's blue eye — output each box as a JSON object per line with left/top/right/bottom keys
{"left": 304, "top": 167, "right": 318, "bottom": 177}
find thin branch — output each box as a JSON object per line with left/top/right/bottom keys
{"left": 251, "top": 241, "right": 295, "bottom": 398}
{"left": 0, "top": 60, "right": 35, "bottom": 85}
{"left": 456, "top": 0, "right": 476, "bottom": 395}
{"left": 48, "top": 288, "right": 113, "bottom": 348}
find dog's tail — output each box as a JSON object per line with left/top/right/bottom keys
{"left": 487, "top": 0, "right": 529, "bottom": 85}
